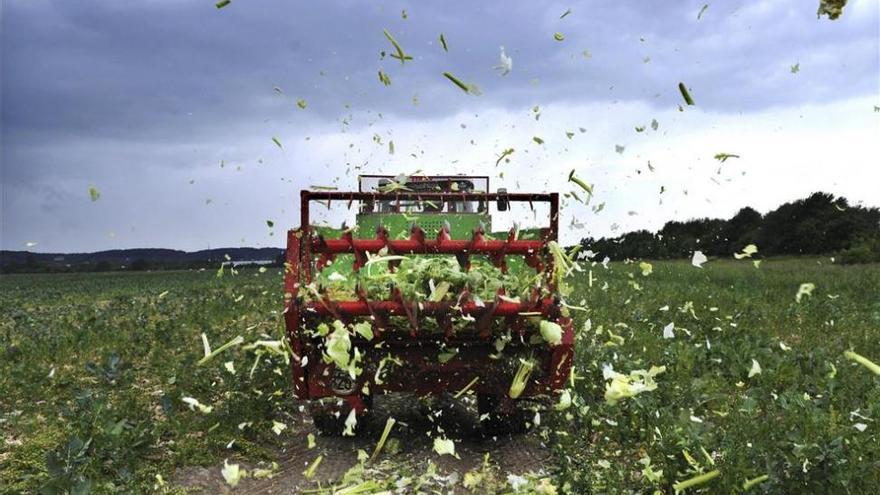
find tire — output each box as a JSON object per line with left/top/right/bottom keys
{"left": 477, "top": 394, "right": 528, "bottom": 436}
{"left": 310, "top": 395, "right": 373, "bottom": 436}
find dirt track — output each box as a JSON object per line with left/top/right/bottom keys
{"left": 173, "top": 393, "right": 552, "bottom": 493}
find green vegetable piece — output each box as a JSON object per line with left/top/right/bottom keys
{"left": 554, "top": 32, "right": 565, "bottom": 41}
{"left": 817, "top": 0, "right": 847, "bottom": 20}
{"left": 378, "top": 70, "right": 392, "bottom": 86}
{"left": 509, "top": 359, "right": 536, "bottom": 398}
{"left": 495, "top": 148, "right": 515, "bottom": 166}
{"left": 540, "top": 320, "right": 563, "bottom": 346}
{"left": 296, "top": 98, "right": 307, "bottom": 109}
{"left": 272, "top": 136, "right": 283, "bottom": 150}
{"left": 567, "top": 170, "right": 593, "bottom": 195}
{"left": 844, "top": 350, "right": 880, "bottom": 375}
{"left": 302, "top": 455, "right": 322, "bottom": 479}
{"left": 678, "top": 82, "right": 695, "bottom": 105}
{"left": 88, "top": 185, "right": 100, "bottom": 202}
{"left": 673, "top": 469, "right": 720, "bottom": 493}
{"left": 443, "top": 71, "right": 471, "bottom": 93}
{"left": 560, "top": 8, "right": 572, "bottom": 19}
{"left": 714, "top": 152, "right": 740, "bottom": 162}
{"left": 198, "top": 335, "right": 244, "bottom": 366}
{"left": 383, "top": 29, "right": 412, "bottom": 64}
{"left": 791, "top": 62, "right": 800, "bottom": 73}
{"left": 697, "top": 4, "right": 709, "bottom": 20}
{"left": 743, "top": 474, "right": 769, "bottom": 490}
{"left": 439, "top": 33, "right": 448, "bottom": 52}
{"left": 532, "top": 136, "right": 544, "bottom": 145}
{"left": 370, "top": 418, "right": 396, "bottom": 462}
{"left": 215, "top": 0, "right": 231, "bottom": 9}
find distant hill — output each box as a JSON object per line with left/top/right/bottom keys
{"left": 0, "top": 247, "right": 284, "bottom": 273}
{"left": 581, "top": 192, "right": 880, "bottom": 263}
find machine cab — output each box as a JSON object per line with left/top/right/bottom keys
{"left": 356, "top": 175, "right": 491, "bottom": 239}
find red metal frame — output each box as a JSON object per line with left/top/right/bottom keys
{"left": 284, "top": 188, "right": 572, "bottom": 404}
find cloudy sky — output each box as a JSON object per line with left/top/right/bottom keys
{"left": 2, "top": 0, "right": 878, "bottom": 253}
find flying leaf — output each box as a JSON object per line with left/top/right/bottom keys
{"left": 89, "top": 185, "right": 101, "bottom": 202}
{"left": 378, "top": 70, "right": 392, "bottom": 86}
{"left": 342, "top": 409, "right": 357, "bottom": 436}
{"left": 509, "top": 359, "right": 536, "bottom": 399}
{"left": 296, "top": 98, "right": 307, "bottom": 109}
{"left": 748, "top": 359, "right": 762, "bottom": 378}
{"left": 540, "top": 320, "right": 563, "bottom": 346}
{"left": 439, "top": 33, "right": 448, "bottom": 52}
{"left": 302, "top": 455, "right": 322, "bottom": 479}
{"left": 442, "top": 71, "right": 480, "bottom": 94}
{"left": 495, "top": 148, "right": 515, "bottom": 166}
{"left": 795, "top": 282, "right": 816, "bottom": 302}
{"left": 555, "top": 389, "right": 572, "bottom": 410}
{"left": 271, "top": 420, "right": 287, "bottom": 435}
{"left": 370, "top": 418, "right": 396, "bottom": 462}
{"left": 494, "top": 46, "right": 513, "bottom": 76}
{"left": 639, "top": 261, "right": 653, "bottom": 276}
{"left": 182, "top": 396, "right": 213, "bottom": 414}
{"left": 197, "top": 335, "right": 244, "bottom": 366}
{"left": 554, "top": 32, "right": 565, "bottom": 41}
{"left": 674, "top": 470, "right": 720, "bottom": 494}
{"left": 272, "top": 136, "right": 283, "bottom": 150}
{"left": 843, "top": 350, "right": 880, "bottom": 375}
{"left": 433, "top": 437, "right": 458, "bottom": 458}
{"left": 651, "top": 118, "right": 659, "bottom": 130}
{"left": 615, "top": 144, "right": 625, "bottom": 154}
{"left": 532, "top": 136, "right": 544, "bottom": 145}
{"left": 817, "top": 0, "right": 847, "bottom": 20}
{"left": 697, "top": 4, "right": 709, "bottom": 20}
{"left": 567, "top": 170, "right": 593, "bottom": 196}
{"left": 383, "top": 29, "right": 413, "bottom": 64}
{"left": 734, "top": 244, "right": 758, "bottom": 259}
{"left": 714, "top": 153, "right": 740, "bottom": 162}
{"left": 743, "top": 475, "right": 770, "bottom": 490}
{"left": 678, "top": 82, "right": 695, "bottom": 105}
{"left": 221, "top": 459, "right": 245, "bottom": 487}
{"left": 215, "top": 0, "right": 231, "bottom": 9}
{"left": 790, "top": 62, "right": 800, "bottom": 73}
{"left": 266, "top": 220, "right": 274, "bottom": 228}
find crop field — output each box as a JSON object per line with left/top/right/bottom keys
{"left": 1, "top": 258, "right": 879, "bottom": 494}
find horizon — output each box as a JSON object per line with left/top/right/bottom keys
{"left": 3, "top": 189, "right": 871, "bottom": 255}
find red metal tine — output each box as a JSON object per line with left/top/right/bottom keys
{"left": 438, "top": 308, "right": 454, "bottom": 340}
{"left": 356, "top": 286, "right": 386, "bottom": 339}
{"left": 392, "top": 288, "right": 419, "bottom": 336}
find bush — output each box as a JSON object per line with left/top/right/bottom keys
{"left": 838, "top": 236, "right": 880, "bottom": 264}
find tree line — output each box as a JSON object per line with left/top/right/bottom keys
{"left": 579, "top": 192, "right": 880, "bottom": 263}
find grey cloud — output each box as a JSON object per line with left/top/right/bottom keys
{"left": 2, "top": 0, "right": 878, "bottom": 251}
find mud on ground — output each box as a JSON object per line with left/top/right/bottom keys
{"left": 173, "top": 393, "right": 552, "bottom": 494}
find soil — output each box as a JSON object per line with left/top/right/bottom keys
{"left": 172, "top": 393, "right": 552, "bottom": 494}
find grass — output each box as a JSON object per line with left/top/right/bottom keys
{"left": 1, "top": 258, "right": 878, "bottom": 493}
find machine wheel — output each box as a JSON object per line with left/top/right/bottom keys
{"left": 477, "top": 394, "right": 528, "bottom": 436}
{"left": 310, "top": 395, "right": 373, "bottom": 436}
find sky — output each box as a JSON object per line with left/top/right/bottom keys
{"left": 1, "top": 0, "right": 878, "bottom": 253}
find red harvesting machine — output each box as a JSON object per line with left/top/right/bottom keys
{"left": 283, "top": 175, "right": 574, "bottom": 433}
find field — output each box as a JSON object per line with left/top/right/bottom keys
{"left": 1, "top": 258, "right": 879, "bottom": 494}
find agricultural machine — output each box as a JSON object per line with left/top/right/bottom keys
{"left": 284, "top": 175, "right": 574, "bottom": 433}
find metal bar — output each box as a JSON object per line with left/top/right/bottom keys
{"left": 549, "top": 192, "right": 559, "bottom": 241}
{"left": 302, "top": 191, "right": 554, "bottom": 202}
{"left": 303, "top": 299, "right": 554, "bottom": 317}
{"left": 314, "top": 238, "right": 544, "bottom": 255}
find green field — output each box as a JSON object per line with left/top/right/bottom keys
{"left": 1, "top": 259, "right": 878, "bottom": 494}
